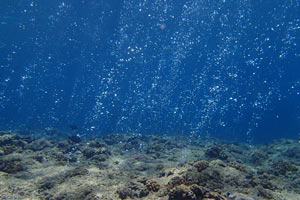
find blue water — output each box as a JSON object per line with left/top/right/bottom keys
{"left": 0, "top": 0, "right": 300, "bottom": 143}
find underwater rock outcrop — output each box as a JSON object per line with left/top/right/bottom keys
{"left": 117, "top": 182, "right": 149, "bottom": 199}
{"left": 0, "top": 131, "right": 299, "bottom": 200}
{"left": 0, "top": 154, "right": 27, "bottom": 173}
{"left": 205, "top": 145, "right": 228, "bottom": 160}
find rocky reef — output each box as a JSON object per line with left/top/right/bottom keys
{"left": 0, "top": 130, "right": 299, "bottom": 199}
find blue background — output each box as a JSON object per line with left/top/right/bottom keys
{"left": 0, "top": 0, "right": 300, "bottom": 143}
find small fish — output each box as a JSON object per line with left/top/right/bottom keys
{"left": 68, "top": 135, "right": 81, "bottom": 143}
{"left": 69, "top": 124, "right": 78, "bottom": 130}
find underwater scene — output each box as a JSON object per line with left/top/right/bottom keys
{"left": 0, "top": 0, "right": 300, "bottom": 199}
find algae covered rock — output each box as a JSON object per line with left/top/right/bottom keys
{"left": 250, "top": 150, "right": 268, "bottom": 165}
{"left": 0, "top": 133, "right": 27, "bottom": 154}
{"left": 184, "top": 163, "right": 224, "bottom": 190}
{"left": 117, "top": 181, "right": 149, "bottom": 199}
{"left": 228, "top": 161, "right": 246, "bottom": 172}
{"left": 25, "top": 138, "right": 53, "bottom": 151}
{"left": 193, "top": 160, "right": 209, "bottom": 172}
{"left": 168, "top": 176, "right": 184, "bottom": 189}
{"left": 38, "top": 166, "right": 89, "bottom": 191}
{"left": 283, "top": 146, "right": 300, "bottom": 159}
{"left": 145, "top": 179, "right": 160, "bottom": 192}
{"left": 168, "top": 184, "right": 226, "bottom": 200}
{"left": 228, "top": 192, "right": 255, "bottom": 200}
{"left": 205, "top": 145, "right": 228, "bottom": 160}
{"left": 168, "top": 185, "right": 197, "bottom": 200}
{"left": 269, "top": 160, "right": 298, "bottom": 175}
{"left": 54, "top": 186, "right": 93, "bottom": 200}
{"left": 0, "top": 154, "right": 27, "bottom": 173}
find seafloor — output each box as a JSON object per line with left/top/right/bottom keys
{"left": 0, "top": 130, "right": 299, "bottom": 200}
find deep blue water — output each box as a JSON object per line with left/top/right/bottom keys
{"left": 0, "top": 0, "right": 300, "bottom": 143}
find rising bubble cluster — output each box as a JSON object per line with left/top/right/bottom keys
{"left": 0, "top": 0, "right": 299, "bottom": 142}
